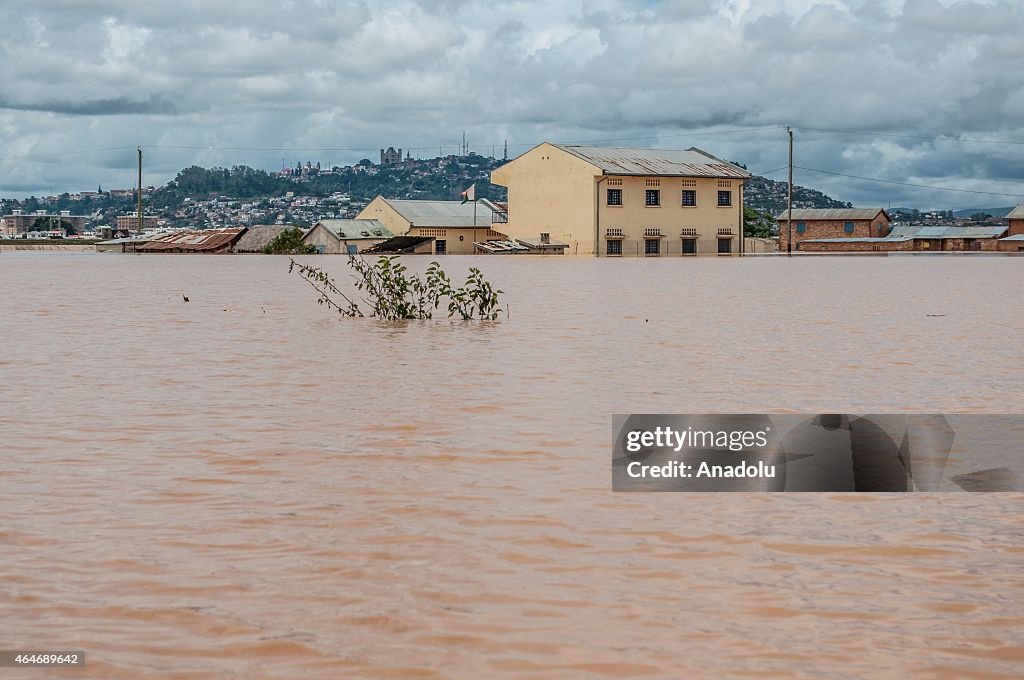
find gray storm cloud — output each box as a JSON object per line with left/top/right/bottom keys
{"left": 0, "top": 0, "right": 1022, "bottom": 208}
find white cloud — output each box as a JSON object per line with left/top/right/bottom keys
{"left": 0, "top": 0, "right": 1021, "bottom": 209}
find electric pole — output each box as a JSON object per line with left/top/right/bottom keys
{"left": 137, "top": 146, "right": 144, "bottom": 235}
{"left": 786, "top": 127, "right": 793, "bottom": 254}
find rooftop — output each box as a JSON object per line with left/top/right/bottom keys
{"left": 888, "top": 225, "right": 1008, "bottom": 239}
{"left": 775, "top": 208, "right": 886, "bottom": 221}
{"left": 1006, "top": 205, "right": 1024, "bottom": 220}
{"left": 313, "top": 219, "right": 392, "bottom": 239}
{"left": 551, "top": 144, "right": 750, "bottom": 179}
{"left": 384, "top": 199, "right": 501, "bottom": 228}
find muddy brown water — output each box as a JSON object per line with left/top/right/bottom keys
{"left": 1, "top": 252, "right": 1022, "bottom": 679}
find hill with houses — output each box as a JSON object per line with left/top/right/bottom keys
{"left": 1, "top": 153, "right": 853, "bottom": 231}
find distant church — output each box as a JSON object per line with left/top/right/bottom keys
{"left": 380, "top": 147, "right": 402, "bottom": 165}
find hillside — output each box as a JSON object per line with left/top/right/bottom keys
{"left": 1, "top": 154, "right": 854, "bottom": 227}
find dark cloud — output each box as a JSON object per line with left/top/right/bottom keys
{"left": 0, "top": 0, "right": 1021, "bottom": 210}
{"left": 0, "top": 95, "right": 178, "bottom": 116}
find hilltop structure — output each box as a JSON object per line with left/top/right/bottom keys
{"left": 380, "top": 147, "right": 403, "bottom": 166}
{"left": 490, "top": 143, "right": 750, "bottom": 256}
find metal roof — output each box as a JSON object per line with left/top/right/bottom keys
{"left": 233, "top": 225, "right": 292, "bottom": 252}
{"left": 137, "top": 227, "right": 246, "bottom": 252}
{"left": 775, "top": 208, "right": 885, "bottom": 221}
{"left": 385, "top": 199, "right": 497, "bottom": 228}
{"left": 802, "top": 237, "right": 912, "bottom": 243}
{"left": 473, "top": 240, "right": 529, "bottom": 253}
{"left": 552, "top": 144, "right": 751, "bottom": 178}
{"left": 312, "top": 219, "right": 392, "bottom": 239}
{"left": 1006, "top": 205, "right": 1024, "bottom": 219}
{"left": 361, "top": 235, "right": 434, "bottom": 254}
{"left": 888, "top": 225, "right": 1008, "bottom": 239}
{"left": 1000, "top": 234, "right": 1024, "bottom": 240}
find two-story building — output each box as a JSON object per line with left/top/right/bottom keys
{"left": 490, "top": 143, "right": 750, "bottom": 256}
{"left": 776, "top": 208, "right": 891, "bottom": 251}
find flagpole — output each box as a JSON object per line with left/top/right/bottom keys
{"left": 473, "top": 198, "right": 477, "bottom": 254}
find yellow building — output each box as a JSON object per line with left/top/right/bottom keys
{"left": 490, "top": 143, "right": 751, "bottom": 256}
{"left": 356, "top": 197, "right": 508, "bottom": 255}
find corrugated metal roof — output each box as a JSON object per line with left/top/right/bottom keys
{"left": 775, "top": 208, "right": 885, "bottom": 221}
{"left": 234, "top": 225, "right": 292, "bottom": 252}
{"left": 137, "top": 227, "right": 246, "bottom": 252}
{"left": 553, "top": 145, "right": 751, "bottom": 178}
{"left": 802, "top": 237, "right": 912, "bottom": 243}
{"left": 385, "top": 200, "right": 496, "bottom": 228}
{"left": 362, "top": 235, "right": 434, "bottom": 254}
{"left": 474, "top": 240, "right": 529, "bottom": 253}
{"left": 313, "top": 219, "right": 392, "bottom": 239}
{"left": 888, "top": 225, "right": 1008, "bottom": 239}
{"left": 1000, "top": 234, "right": 1024, "bottom": 240}
{"left": 1005, "top": 205, "right": 1024, "bottom": 219}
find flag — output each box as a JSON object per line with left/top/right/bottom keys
{"left": 460, "top": 184, "right": 476, "bottom": 204}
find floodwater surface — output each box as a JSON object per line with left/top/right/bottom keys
{"left": 1, "top": 252, "right": 1022, "bottom": 679}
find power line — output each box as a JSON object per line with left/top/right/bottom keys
{"left": 798, "top": 127, "right": 1024, "bottom": 146}
{"left": 751, "top": 165, "right": 788, "bottom": 176}
{"left": 796, "top": 165, "right": 1024, "bottom": 199}
{"left": 0, "top": 145, "right": 136, "bottom": 162}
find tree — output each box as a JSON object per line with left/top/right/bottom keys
{"left": 263, "top": 227, "right": 315, "bottom": 254}
{"left": 31, "top": 217, "right": 76, "bottom": 235}
{"left": 743, "top": 207, "right": 775, "bottom": 238}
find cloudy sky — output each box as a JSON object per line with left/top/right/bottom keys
{"left": 2, "top": 0, "right": 1022, "bottom": 209}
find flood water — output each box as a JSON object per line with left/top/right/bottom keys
{"left": 1, "top": 252, "right": 1022, "bottom": 679}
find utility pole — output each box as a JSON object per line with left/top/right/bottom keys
{"left": 503, "top": 139, "right": 508, "bottom": 161}
{"left": 137, "top": 146, "right": 144, "bottom": 235}
{"left": 786, "top": 127, "right": 793, "bottom": 254}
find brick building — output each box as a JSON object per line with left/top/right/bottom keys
{"left": 799, "top": 225, "right": 1008, "bottom": 252}
{"left": 2, "top": 210, "right": 87, "bottom": 235}
{"left": 777, "top": 208, "right": 891, "bottom": 251}
{"left": 116, "top": 215, "right": 160, "bottom": 232}
{"left": 1007, "top": 205, "right": 1024, "bottom": 236}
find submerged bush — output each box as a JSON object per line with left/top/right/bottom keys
{"left": 264, "top": 227, "right": 316, "bottom": 255}
{"left": 289, "top": 255, "right": 504, "bottom": 320}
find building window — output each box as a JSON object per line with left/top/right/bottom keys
{"left": 682, "top": 239, "right": 696, "bottom": 255}
{"left": 796, "top": 222, "right": 806, "bottom": 234}
{"left": 645, "top": 189, "right": 660, "bottom": 207}
{"left": 435, "top": 239, "right": 446, "bottom": 254}
{"left": 717, "top": 238, "right": 731, "bottom": 254}
{"left": 681, "top": 190, "right": 696, "bottom": 206}
{"left": 844, "top": 221, "right": 855, "bottom": 233}
{"left": 645, "top": 239, "right": 660, "bottom": 255}
{"left": 607, "top": 188, "right": 622, "bottom": 206}
{"left": 607, "top": 240, "right": 622, "bottom": 256}
{"left": 717, "top": 190, "right": 732, "bottom": 207}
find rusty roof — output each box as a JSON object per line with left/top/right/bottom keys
{"left": 552, "top": 144, "right": 750, "bottom": 179}
{"left": 137, "top": 227, "right": 246, "bottom": 252}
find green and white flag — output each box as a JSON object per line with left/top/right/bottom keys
{"left": 460, "top": 184, "right": 476, "bottom": 204}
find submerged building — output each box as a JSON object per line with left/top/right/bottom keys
{"left": 355, "top": 198, "right": 508, "bottom": 255}
{"left": 490, "top": 143, "right": 750, "bottom": 256}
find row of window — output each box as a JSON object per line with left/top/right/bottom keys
{"left": 607, "top": 188, "right": 732, "bottom": 207}
{"left": 607, "top": 238, "right": 732, "bottom": 255}
{"left": 791, "top": 222, "right": 856, "bottom": 234}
